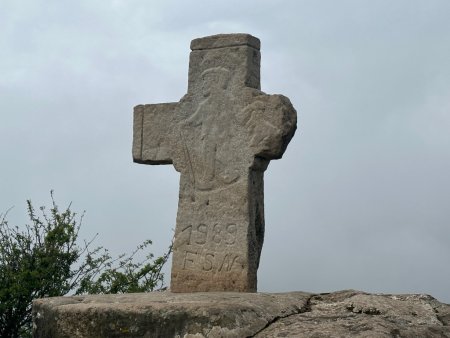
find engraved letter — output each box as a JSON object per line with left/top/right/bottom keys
{"left": 225, "top": 223, "right": 237, "bottom": 245}
{"left": 212, "top": 223, "right": 222, "bottom": 244}
{"left": 195, "top": 223, "right": 208, "bottom": 245}
{"left": 181, "top": 224, "right": 193, "bottom": 245}
{"left": 230, "top": 255, "right": 244, "bottom": 271}
{"left": 183, "top": 250, "right": 196, "bottom": 270}
{"left": 203, "top": 253, "right": 214, "bottom": 271}
{"left": 218, "top": 254, "right": 231, "bottom": 272}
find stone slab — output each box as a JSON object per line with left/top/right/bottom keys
{"left": 32, "top": 291, "right": 311, "bottom": 337}
{"left": 33, "top": 290, "right": 450, "bottom": 337}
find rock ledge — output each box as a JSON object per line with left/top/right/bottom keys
{"left": 33, "top": 290, "right": 450, "bottom": 337}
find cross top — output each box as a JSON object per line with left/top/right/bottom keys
{"left": 133, "top": 34, "right": 297, "bottom": 292}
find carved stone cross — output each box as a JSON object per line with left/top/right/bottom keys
{"left": 133, "top": 34, "right": 297, "bottom": 292}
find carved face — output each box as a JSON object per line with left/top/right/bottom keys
{"left": 200, "top": 67, "right": 230, "bottom": 97}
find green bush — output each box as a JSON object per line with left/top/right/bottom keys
{"left": 0, "top": 192, "right": 171, "bottom": 338}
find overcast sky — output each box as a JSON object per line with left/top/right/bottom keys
{"left": 1, "top": 1, "right": 449, "bottom": 303}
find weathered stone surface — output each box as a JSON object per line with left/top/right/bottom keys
{"left": 33, "top": 290, "right": 450, "bottom": 337}
{"left": 132, "top": 33, "right": 297, "bottom": 292}
{"left": 32, "top": 291, "right": 311, "bottom": 337}
{"left": 254, "top": 290, "right": 450, "bottom": 338}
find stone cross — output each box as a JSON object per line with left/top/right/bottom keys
{"left": 133, "top": 34, "right": 297, "bottom": 292}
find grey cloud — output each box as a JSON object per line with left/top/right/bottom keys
{"left": 1, "top": 0, "right": 449, "bottom": 302}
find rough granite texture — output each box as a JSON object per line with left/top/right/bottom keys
{"left": 33, "top": 290, "right": 450, "bottom": 337}
{"left": 132, "top": 33, "right": 297, "bottom": 292}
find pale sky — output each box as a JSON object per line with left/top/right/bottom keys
{"left": 1, "top": 1, "right": 449, "bottom": 302}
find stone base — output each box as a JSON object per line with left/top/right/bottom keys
{"left": 33, "top": 290, "right": 450, "bottom": 337}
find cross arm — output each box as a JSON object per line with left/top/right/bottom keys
{"left": 133, "top": 103, "right": 178, "bottom": 165}
{"left": 240, "top": 93, "right": 297, "bottom": 160}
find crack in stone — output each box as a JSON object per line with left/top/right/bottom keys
{"left": 431, "top": 305, "right": 447, "bottom": 326}
{"left": 246, "top": 294, "right": 316, "bottom": 338}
